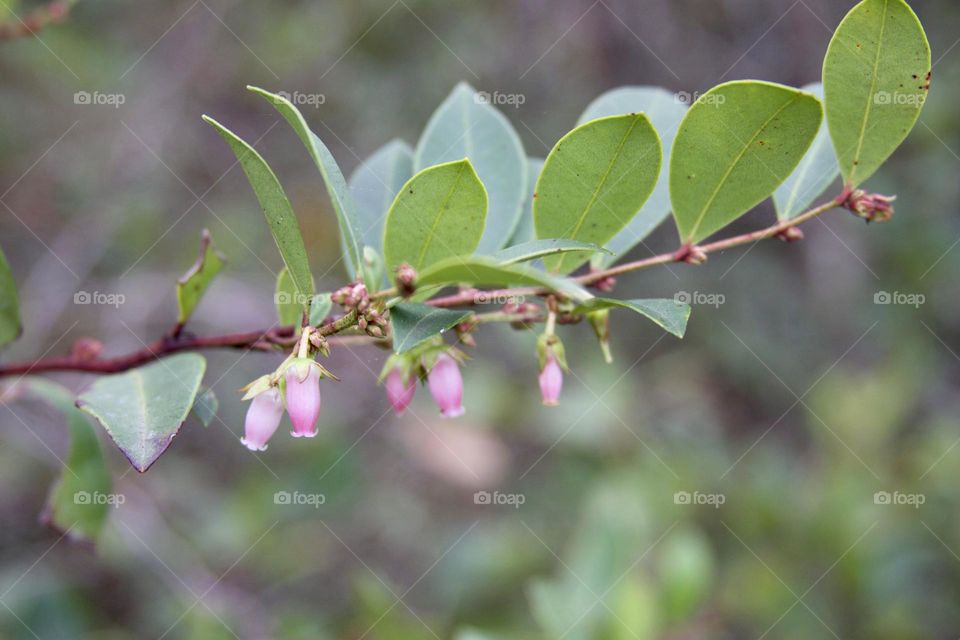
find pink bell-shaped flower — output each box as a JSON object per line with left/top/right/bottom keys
{"left": 539, "top": 352, "right": 563, "bottom": 406}
{"left": 428, "top": 353, "right": 464, "bottom": 418}
{"left": 286, "top": 363, "right": 321, "bottom": 438}
{"left": 241, "top": 387, "right": 283, "bottom": 451}
{"left": 385, "top": 367, "right": 416, "bottom": 415}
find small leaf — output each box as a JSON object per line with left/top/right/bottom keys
{"left": 390, "top": 303, "right": 472, "bottom": 354}
{"left": 578, "top": 87, "right": 688, "bottom": 268}
{"left": 203, "top": 115, "right": 314, "bottom": 299}
{"left": 416, "top": 255, "right": 593, "bottom": 302}
{"left": 309, "top": 293, "right": 333, "bottom": 326}
{"left": 572, "top": 298, "right": 691, "bottom": 338}
{"left": 349, "top": 139, "right": 414, "bottom": 252}
{"left": 535, "top": 114, "right": 662, "bottom": 274}
{"left": 248, "top": 86, "right": 364, "bottom": 278}
{"left": 823, "top": 0, "right": 931, "bottom": 186}
{"left": 383, "top": 159, "right": 488, "bottom": 273}
{"left": 176, "top": 229, "right": 225, "bottom": 325}
{"left": 27, "top": 380, "right": 111, "bottom": 543}
{"left": 192, "top": 388, "right": 218, "bottom": 427}
{"left": 414, "top": 83, "right": 527, "bottom": 253}
{"left": 0, "top": 244, "right": 21, "bottom": 347}
{"left": 493, "top": 239, "right": 610, "bottom": 265}
{"left": 275, "top": 267, "right": 308, "bottom": 326}
{"left": 773, "top": 84, "right": 841, "bottom": 219}
{"left": 507, "top": 157, "right": 544, "bottom": 246}
{"left": 670, "top": 81, "right": 822, "bottom": 244}
{"left": 77, "top": 354, "right": 207, "bottom": 472}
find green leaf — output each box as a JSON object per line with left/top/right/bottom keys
{"left": 507, "top": 157, "right": 544, "bottom": 247}
{"left": 0, "top": 244, "right": 21, "bottom": 347}
{"left": 416, "top": 256, "right": 593, "bottom": 302}
{"left": 383, "top": 159, "right": 488, "bottom": 273}
{"left": 534, "top": 114, "right": 662, "bottom": 274}
{"left": 27, "top": 380, "right": 111, "bottom": 543}
{"left": 823, "top": 0, "right": 931, "bottom": 186}
{"left": 773, "top": 84, "right": 841, "bottom": 220}
{"left": 414, "top": 83, "right": 527, "bottom": 253}
{"left": 670, "top": 81, "right": 823, "bottom": 244}
{"left": 77, "top": 354, "right": 207, "bottom": 472}
{"left": 203, "top": 115, "right": 314, "bottom": 299}
{"left": 658, "top": 527, "right": 714, "bottom": 624}
{"left": 349, "top": 139, "right": 414, "bottom": 252}
{"left": 176, "top": 229, "right": 225, "bottom": 325}
{"left": 390, "top": 303, "right": 472, "bottom": 354}
{"left": 275, "top": 267, "right": 305, "bottom": 326}
{"left": 309, "top": 293, "right": 333, "bottom": 326}
{"left": 572, "top": 298, "right": 690, "bottom": 338}
{"left": 578, "top": 87, "right": 688, "bottom": 268}
{"left": 493, "top": 239, "right": 609, "bottom": 265}
{"left": 248, "top": 86, "right": 364, "bottom": 278}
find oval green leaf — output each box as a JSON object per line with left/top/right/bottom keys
{"left": 176, "top": 229, "right": 225, "bottom": 325}
{"left": 572, "top": 297, "right": 691, "bottom": 338}
{"left": 534, "top": 114, "right": 662, "bottom": 274}
{"left": 27, "top": 380, "right": 111, "bottom": 543}
{"left": 578, "top": 87, "right": 688, "bottom": 268}
{"left": 192, "top": 388, "right": 219, "bottom": 428}
{"left": 390, "top": 302, "right": 473, "bottom": 354}
{"left": 77, "top": 354, "right": 207, "bottom": 472}
{"left": 507, "top": 157, "right": 544, "bottom": 247}
{"left": 773, "top": 84, "right": 841, "bottom": 220}
{"left": 414, "top": 83, "right": 527, "bottom": 253}
{"left": 203, "top": 115, "right": 314, "bottom": 300}
{"left": 823, "top": 0, "right": 931, "bottom": 187}
{"left": 383, "top": 159, "right": 487, "bottom": 273}
{"left": 416, "top": 255, "right": 593, "bottom": 302}
{"left": 0, "top": 244, "right": 21, "bottom": 347}
{"left": 349, "top": 139, "right": 414, "bottom": 252}
{"left": 248, "top": 86, "right": 364, "bottom": 278}
{"left": 670, "top": 81, "right": 823, "bottom": 244}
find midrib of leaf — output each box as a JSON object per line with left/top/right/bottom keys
{"left": 686, "top": 94, "right": 800, "bottom": 242}
{"left": 849, "top": 0, "right": 890, "bottom": 186}
{"left": 414, "top": 164, "right": 468, "bottom": 268}
{"left": 557, "top": 117, "right": 640, "bottom": 272}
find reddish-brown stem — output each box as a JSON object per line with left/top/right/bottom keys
{"left": 0, "top": 0, "right": 74, "bottom": 41}
{"left": 0, "top": 198, "right": 841, "bottom": 378}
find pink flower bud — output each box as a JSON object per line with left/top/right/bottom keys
{"left": 241, "top": 388, "right": 283, "bottom": 451}
{"left": 385, "top": 367, "right": 416, "bottom": 415}
{"left": 539, "top": 353, "right": 563, "bottom": 406}
{"left": 286, "top": 365, "right": 321, "bottom": 438}
{"left": 428, "top": 353, "right": 464, "bottom": 418}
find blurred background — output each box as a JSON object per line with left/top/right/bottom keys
{"left": 1, "top": 0, "right": 959, "bottom": 638}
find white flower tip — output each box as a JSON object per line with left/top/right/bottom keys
{"left": 441, "top": 406, "right": 465, "bottom": 418}
{"left": 241, "top": 438, "right": 268, "bottom": 452}
{"left": 290, "top": 430, "right": 318, "bottom": 439}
